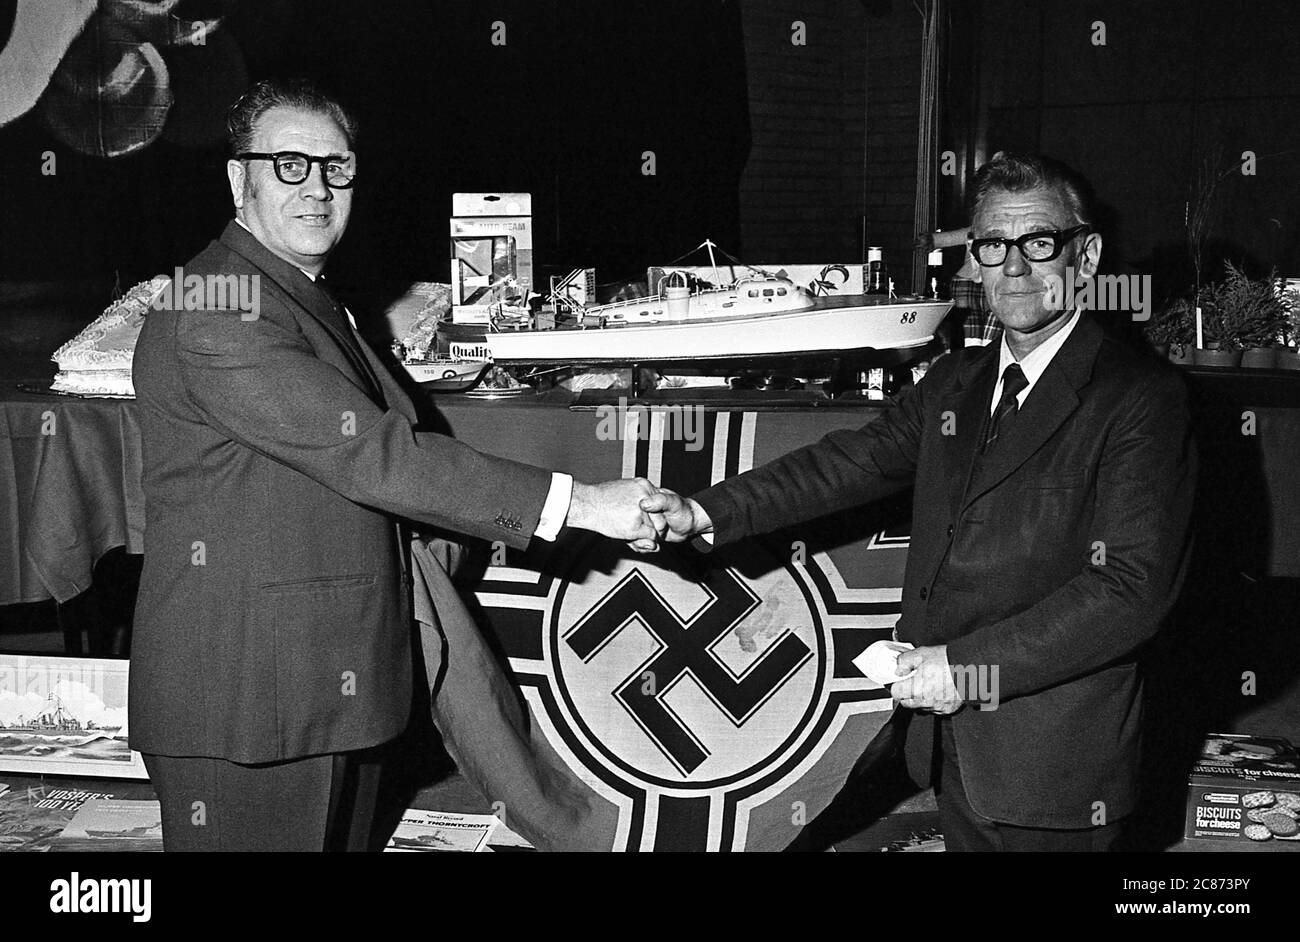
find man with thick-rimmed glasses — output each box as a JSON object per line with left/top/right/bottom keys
{"left": 130, "top": 78, "right": 668, "bottom": 851}
{"left": 645, "top": 152, "right": 1197, "bottom": 851}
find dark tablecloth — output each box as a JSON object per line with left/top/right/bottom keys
{"left": 2, "top": 368, "right": 1298, "bottom": 605}
{"left": 0, "top": 385, "right": 901, "bottom": 604}
{"left": 1, "top": 386, "right": 144, "bottom": 604}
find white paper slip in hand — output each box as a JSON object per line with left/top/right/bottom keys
{"left": 853, "top": 640, "right": 916, "bottom": 686}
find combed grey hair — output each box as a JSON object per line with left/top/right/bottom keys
{"left": 227, "top": 77, "right": 358, "bottom": 156}
{"left": 969, "top": 151, "right": 1095, "bottom": 227}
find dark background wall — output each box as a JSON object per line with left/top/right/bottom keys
{"left": 737, "top": 0, "right": 924, "bottom": 280}
{"left": 739, "top": 0, "right": 1300, "bottom": 300}
{"left": 0, "top": 0, "right": 750, "bottom": 296}
{"left": 3, "top": 0, "right": 1300, "bottom": 314}
{"left": 971, "top": 0, "right": 1300, "bottom": 300}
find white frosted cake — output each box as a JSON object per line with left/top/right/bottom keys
{"left": 50, "top": 277, "right": 170, "bottom": 397}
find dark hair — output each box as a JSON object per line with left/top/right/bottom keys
{"left": 226, "top": 78, "right": 358, "bottom": 155}
{"left": 968, "top": 151, "right": 1095, "bottom": 227}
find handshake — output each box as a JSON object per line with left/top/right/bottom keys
{"left": 566, "top": 478, "right": 712, "bottom": 552}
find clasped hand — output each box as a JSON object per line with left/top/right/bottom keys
{"left": 568, "top": 479, "right": 710, "bottom": 552}
{"left": 891, "top": 644, "right": 963, "bottom": 714}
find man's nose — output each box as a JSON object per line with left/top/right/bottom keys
{"left": 300, "top": 164, "right": 333, "bottom": 199}
{"left": 1000, "top": 243, "right": 1031, "bottom": 277}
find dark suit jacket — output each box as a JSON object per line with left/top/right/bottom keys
{"left": 693, "top": 314, "right": 1197, "bottom": 828}
{"left": 130, "top": 221, "right": 552, "bottom": 764}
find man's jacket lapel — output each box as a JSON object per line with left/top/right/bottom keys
{"left": 940, "top": 314, "right": 1104, "bottom": 512}
{"left": 218, "top": 221, "right": 385, "bottom": 405}
{"left": 355, "top": 332, "right": 420, "bottom": 425}
{"left": 937, "top": 344, "right": 997, "bottom": 519}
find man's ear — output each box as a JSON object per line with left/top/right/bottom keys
{"left": 1077, "top": 232, "right": 1102, "bottom": 279}
{"left": 968, "top": 249, "right": 984, "bottom": 284}
{"left": 226, "top": 159, "right": 246, "bottom": 210}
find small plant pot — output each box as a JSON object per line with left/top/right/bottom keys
{"left": 1275, "top": 349, "right": 1300, "bottom": 371}
{"left": 1193, "top": 346, "right": 1241, "bottom": 367}
{"left": 1168, "top": 343, "right": 1194, "bottom": 365}
{"left": 1239, "top": 346, "right": 1278, "bottom": 369}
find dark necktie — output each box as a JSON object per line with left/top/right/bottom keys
{"left": 313, "top": 274, "right": 355, "bottom": 335}
{"left": 983, "top": 362, "right": 1029, "bottom": 451}
{"left": 315, "top": 276, "right": 385, "bottom": 403}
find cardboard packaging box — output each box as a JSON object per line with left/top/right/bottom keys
{"left": 450, "top": 193, "right": 532, "bottom": 325}
{"left": 1184, "top": 733, "right": 1300, "bottom": 848}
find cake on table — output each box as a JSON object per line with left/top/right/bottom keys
{"left": 50, "top": 276, "right": 170, "bottom": 397}
{"left": 51, "top": 278, "right": 468, "bottom": 397}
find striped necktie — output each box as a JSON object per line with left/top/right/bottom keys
{"left": 983, "top": 362, "right": 1029, "bottom": 451}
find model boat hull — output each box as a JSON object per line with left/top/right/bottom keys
{"left": 400, "top": 359, "right": 489, "bottom": 390}
{"left": 486, "top": 296, "right": 952, "bottom": 364}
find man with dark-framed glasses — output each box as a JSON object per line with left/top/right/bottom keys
{"left": 967, "top": 224, "right": 1091, "bottom": 268}
{"left": 234, "top": 151, "right": 357, "bottom": 189}
{"left": 130, "top": 77, "right": 667, "bottom": 851}
{"left": 646, "top": 151, "right": 1197, "bottom": 850}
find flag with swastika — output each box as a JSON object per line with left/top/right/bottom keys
{"left": 412, "top": 408, "right": 910, "bottom": 851}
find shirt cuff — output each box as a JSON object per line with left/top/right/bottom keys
{"left": 534, "top": 472, "right": 573, "bottom": 542}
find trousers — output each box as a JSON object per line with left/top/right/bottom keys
{"left": 143, "top": 750, "right": 381, "bottom": 852}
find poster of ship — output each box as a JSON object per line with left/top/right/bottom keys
{"left": 0, "top": 655, "right": 147, "bottom": 778}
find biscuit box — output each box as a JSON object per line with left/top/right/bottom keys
{"left": 1184, "top": 733, "right": 1300, "bottom": 848}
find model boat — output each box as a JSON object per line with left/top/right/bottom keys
{"left": 400, "top": 356, "right": 489, "bottom": 391}
{"left": 485, "top": 243, "right": 951, "bottom": 365}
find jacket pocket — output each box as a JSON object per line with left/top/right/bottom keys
{"left": 1023, "top": 470, "right": 1086, "bottom": 489}
{"left": 260, "top": 574, "right": 380, "bottom": 751}
{"left": 260, "top": 573, "right": 375, "bottom": 590}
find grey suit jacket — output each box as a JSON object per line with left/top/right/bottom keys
{"left": 130, "top": 221, "right": 552, "bottom": 763}
{"left": 693, "top": 315, "right": 1197, "bottom": 827}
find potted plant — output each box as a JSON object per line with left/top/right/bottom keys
{"left": 1193, "top": 283, "right": 1242, "bottom": 367}
{"left": 1192, "top": 263, "right": 1290, "bottom": 367}
{"left": 1278, "top": 284, "right": 1300, "bottom": 371}
{"left": 1147, "top": 298, "right": 1194, "bottom": 364}
{"left": 1233, "top": 264, "right": 1286, "bottom": 368}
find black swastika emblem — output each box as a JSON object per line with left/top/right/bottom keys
{"left": 564, "top": 568, "right": 813, "bottom": 775}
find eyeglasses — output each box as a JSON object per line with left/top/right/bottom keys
{"left": 236, "top": 151, "right": 356, "bottom": 188}
{"left": 967, "top": 225, "right": 1090, "bottom": 267}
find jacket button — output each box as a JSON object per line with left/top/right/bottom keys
{"left": 919, "top": 587, "right": 928, "bottom": 600}
{"left": 947, "top": 525, "right": 954, "bottom": 537}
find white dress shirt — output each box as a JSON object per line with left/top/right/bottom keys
{"left": 990, "top": 309, "right": 1081, "bottom": 414}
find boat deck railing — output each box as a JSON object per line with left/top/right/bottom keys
{"left": 589, "top": 286, "right": 721, "bottom": 314}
